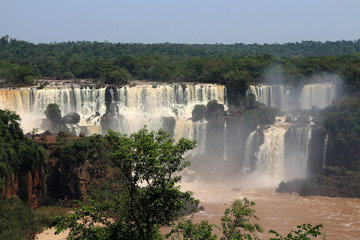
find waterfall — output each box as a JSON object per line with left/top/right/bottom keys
{"left": 106, "top": 84, "right": 226, "bottom": 136}
{"left": 243, "top": 126, "right": 287, "bottom": 182}
{"left": 248, "top": 85, "right": 292, "bottom": 111}
{"left": 323, "top": 134, "right": 329, "bottom": 168}
{"left": 249, "top": 83, "right": 336, "bottom": 110}
{"left": 255, "top": 126, "right": 287, "bottom": 181}
{"left": 0, "top": 87, "right": 106, "bottom": 132}
{"left": 193, "top": 120, "right": 207, "bottom": 154}
{"left": 284, "top": 126, "right": 312, "bottom": 180}
{"left": 223, "top": 122, "right": 227, "bottom": 161}
{"left": 242, "top": 130, "right": 257, "bottom": 174}
{"left": 0, "top": 84, "right": 226, "bottom": 146}
{"left": 1, "top": 82, "right": 329, "bottom": 183}
{"left": 299, "top": 83, "right": 335, "bottom": 110}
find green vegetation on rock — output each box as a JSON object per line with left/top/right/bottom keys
{"left": 0, "top": 109, "right": 44, "bottom": 186}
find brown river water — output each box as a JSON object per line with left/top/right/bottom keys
{"left": 178, "top": 181, "right": 360, "bottom": 240}
{"left": 37, "top": 181, "right": 360, "bottom": 240}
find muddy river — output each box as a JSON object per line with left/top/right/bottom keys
{"left": 37, "top": 181, "right": 360, "bottom": 240}
{"left": 179, "top": 181, "right": 360, "bottom": 240}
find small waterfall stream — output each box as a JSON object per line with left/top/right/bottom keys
{"left": 323, "top": 134, "right": 329, "bottom": 168}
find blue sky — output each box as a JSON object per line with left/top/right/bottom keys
{"left": 1, "top": 0, "right": 359, "bottom": 44}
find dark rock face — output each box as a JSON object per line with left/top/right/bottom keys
{"left": 285, "top": 115, "right": 293, "bottom": 123}
{"left": 1, "top": 134, "right": 114, "bottom": 208}
{"left": 192, "top": 105, "right": 206, "bottom": 122}
{"left": 191, "top": 100, "right": 225, "bottom": 122}
{"left": 206, "top": 100, "right": 225, "bottom": 120}
{"left": 276, "top": 179, "right": 307, "bottom": 194}
{"left": 58, "top": 131, "right": 75, "bottom": 138}
{"left": 1, "top": 167, "right": 46, "bottom": 209}
{"left": 62, "top": 112, "right": 80, "bottom": 124}
{"left": 276, "top": 167, "right": 360, "bottom": 198}
{"left": 44, "top": 103, "right": 62, "bottom": 124}
{"left": 41, "top": 134, "right": 113, "bottom": 206}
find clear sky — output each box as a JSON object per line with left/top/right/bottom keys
{"left": 1, "top": 0, "right": 359, "bottom": 44}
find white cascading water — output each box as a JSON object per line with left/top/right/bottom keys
{"left": 0, "top": 87, "right": 106, "bottom": 134}
{"left": 299, "top": 83, "right": 335, "bottom": 110}
{"left": 249, "top": 83, "right": 336, "bottom": 111}
{"left": 223, "top": 122, "right": 227, "bottom": 161}
{"left": 323, "top": 134, "right": 329, "bottom": 168}
{"left": 193, "top": 120, "right": 207, "bottom": 154}
{"left": 242, "top": 130, "right": 257, "bottom": 174}
{"left": 248, "top": 84, "right": 293, "bottom": 111}
{"left": 252, "top": 126, "right": 287, "bottom": 183}
{"left": 284, "top": 126, "right": 312, "bottom": 180}
{"left": 242, "top": 122, "right": 312, "bottom": 183}
{"left": 0, "top": 84, "right": 226, "bottom": 154}
{"left": 105, "top": 84, "right": 226, "bottom": 153}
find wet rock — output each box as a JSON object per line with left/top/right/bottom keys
{"left": 62, "top": 112, "right": 80, "bottom": 124}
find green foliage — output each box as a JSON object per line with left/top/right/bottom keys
{"left": 269, "top": 223, "right": 324, "bottom": 240}
{"left": 50, "top": 128, "right": 198, "bottom": 240}
{"left": 31, "top": 127, "right": 39, "bottom": 139}
{"left": 50, "top": 200, "right": 111, "bottom": 240}
{"left": 168, "top": 198, "right": 323, "bottom": 240}
{"left": 103, "top": 68, "right": 131, "bottom": 85}
{"left": 0, "top": 197, "right": 40, "bottom": 240}
{"left": 1, "top": 36, "right": 360, "bottom": 104}
{"left": 57, "top": 134, "right": 106, "bottom": 168}
{"left": 168, "top": 198, "right": 263, "bottom": 240}
{"left": 34, "top": 205, "right": 71, "bottom": 228}
{"left": 0, "top": 109, "right": 44, "bottom": 182}
{"left": 166, "top": 216, "right": 218, "bottom": 240}
{"left": 221, "top": 198, "right": 263, "bottom": 240}
{"left": 241, "top": 105, "right": 277, "bottom": 129}
{"left": 321, "top": 96, "right": 360, "bottom": 170}
{"left": 0, "top": 61, "right": 39, "bottom": 84}
{"left": 1, "top": 36, "right": 360, "bottom": 60}
{"left": 44, "top": 103, "right": 62, "bottom": 123}
{"left": 238, "top": 94, "right": 261, "bottom": 111}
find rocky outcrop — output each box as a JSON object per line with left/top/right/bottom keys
{"left": 192, "top": 100, "right": 225, "bottom": 122}
{"left": 1, "top": 167, "right": 46, "bottom": 209}
{"left": 62, "top": 112, "right": 80, "bottom": 124}
{"left": 39, "top": 134, "right": 112, "bottom": 206}
{"left": 1, "top": 133, "right": 112, "bottom": 208}
{"left": 276, "top": 167, "right": 360, "bottom": 198}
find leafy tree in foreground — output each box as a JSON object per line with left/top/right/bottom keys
{"left": 50, "top": 128, "right": 198, "bottom": 240}
{"left": 50, "top": 128, "right": 324, "bottom": 240}
{"left": 0, "top": 197, "right": 40, "bottom": 240}
{"left": 168, "top": 198, "right": 324, "bottom": 240}
{"left": 166, "top": 216, "right": 219, "bottom": 240}
{"left": 221, "top": 198, "right": 263, "bottom": 240}
{"left": 269, "top": 224, "right": 324, "bottom": 240}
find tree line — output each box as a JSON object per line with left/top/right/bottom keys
{"left": 1, "top": 35, "right": 360, "bottom": 59}
{"left": 1, "top": 36, "right": 360, "bottom": 99}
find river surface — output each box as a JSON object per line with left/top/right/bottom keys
{"left": 178, "top": 181, "right": 360, "bottom": 240}
{"left": 37, "top": 181, "right": 360, "bottom": 240}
